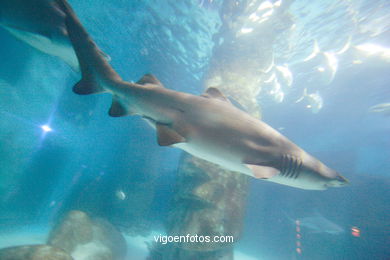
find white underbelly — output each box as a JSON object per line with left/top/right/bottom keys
{"left": 267, "top": 174, "right": 325, "bottom": 190}
{"left": 174, "top": 142, "right": 254, "bottom": 177}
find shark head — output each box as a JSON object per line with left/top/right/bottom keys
{"left": 324, "top": 174, "right": 349, "bottom": 188}
{"left": 272, "top": 153, "right": 349, "bottom": 190}
{"left": 299, "top": 155, "right": 349, "bottom": 190}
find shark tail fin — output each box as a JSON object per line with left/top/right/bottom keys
{"left": 57, "top": 0, "right": 123, "bottom": 94}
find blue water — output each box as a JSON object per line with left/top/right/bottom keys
{"left": 0, "top": 0, "right": 389, "bottom": 259}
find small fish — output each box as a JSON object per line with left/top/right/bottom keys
{"left": 57, "top": 0, "right": 348, "bottom": 190}
{"left": 115, "top": 190, "right": 126, "bottom": 200}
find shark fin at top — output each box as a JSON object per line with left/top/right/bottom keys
{"left": 136, "top": 74, "right": 164, "bottom": 87}
{"left": 202, "top": 87, "right": 249, "bottom": 112}
{"left": 156, "top": 123, "right": 186, "bottom": 146}
{"left": 202, "top": 87, "right": 228, "bottom": 101}
{"left": 245, "top": 164, "right": 279, "bottom": 179}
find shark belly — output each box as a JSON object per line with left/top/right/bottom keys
{"left": 266, "top": 174, "right": 326, "bottom": 190}
{"left": 174, "top": 141, "right": 254, "bottom": 177}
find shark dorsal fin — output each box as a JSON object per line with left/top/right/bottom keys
{"left": 156, "top": 123, "right": 186, "bottom": 146}
{"left": 136, "top": 74, "right": 164, "bottom": 87}
{"left": 202, "top": 87, "right": 228, "bottom": 101}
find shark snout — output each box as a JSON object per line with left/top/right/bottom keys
{"left": 326, "top": 174, "right": 349, "bottom": 188}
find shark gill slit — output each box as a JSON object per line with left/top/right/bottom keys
{"left": 281, "top": 154, "right": 290, "bottom": 177}
{"left": 290, "top": 156, "right": 299, "bottom": 179}
{"left": 286, "top": 155, "right": 295, "bottom": 178}
{"left": 293, "top": 158, "right": 302, "bottom": 179}
{"left": 281, "top": 155, "right": 301, "bottom": 179}
{"left": 280, "top": 155, "right": 286, "bottom": 176}
{"left": 280, "top": 154, "right": 286, "bottom": 177}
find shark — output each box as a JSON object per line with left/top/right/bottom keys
{"left": 0, "top": 0, "right": 81, "bottom": 70}
{"left": 57, "top": 0, "right": 348, "bottom": 190}
{"left": 285, "top": 211, "right": 345, "bottom": 235}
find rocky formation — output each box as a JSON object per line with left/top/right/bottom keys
{"left": 149, "top": 154, "right": 249, "bottom": 260}
{"left": 47, "top": 210, "right": 127, "bottom": 260}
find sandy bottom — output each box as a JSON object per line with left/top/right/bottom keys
{"left": 0, "top": 226, "right": 259, "bottom": 260}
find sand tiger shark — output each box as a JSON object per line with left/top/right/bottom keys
{"left": 58, "top": 0, "right": 348, "bottom": 190}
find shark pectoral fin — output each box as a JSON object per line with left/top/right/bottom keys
{"left": 156, "top": 123, "right": 185, "bottom": 146}
{"left": 245, "top": 164, "right": 279, "bottom": 179}
{"left": 73, "top": 78, "right": 105, "bottom": 95}
{"left": 202, "top": 87, "right": 229, "bottom": 101}
{"left": 109, "top": 96, "right": 131, "bottom": 117}
{"left": 136, "top": 74, "right": 164, "bottom": 87}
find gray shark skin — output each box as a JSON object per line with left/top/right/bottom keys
{"left": 58, "top": 0, "right": 348, "bottom": 190}
{"left": 0, "top": 0, "right": 79, "bottom": 70}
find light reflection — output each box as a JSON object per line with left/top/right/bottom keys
{"left": 249, "top": 13, "right": 260, "bottom": 22}
{"left": 258, "top": 1, "right": 273, "bottom": 11}
{"left": 240, "top": 27, "right": 254, "bottom": 34}
{"left": 274, "top": 0, "right": 282, "bottom": 7}
{"left": 304, "top": 40, "right": 320, "bottom": 61}
{"left": 40, "top": 124, "right": 53, "bottom": 133}
{"left": 355, "top": 43, "right": 390, "bottom": 61}
{"left": 336, "top": 36, "right": 351, "bottom": 55}
{"left": 261, "top": 9, "right": 274, "bottom": 18}
{"left": 275, "top": 64, "right": 293, "bottom": 87}
{"left": 296, "top": 88, "right": 323, "bottom": 113}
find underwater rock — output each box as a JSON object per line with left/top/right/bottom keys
{"left": 165, "top": 155, "right": 249, "bottom": 252}
{"left": 111, "top": 180, "right": 155, "bottom": 237}
{"left": 47, "top": 210, "right": 127, "bottom": 260}
{"left": 0, "top": 244, "right": 73, "bottom": 260}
